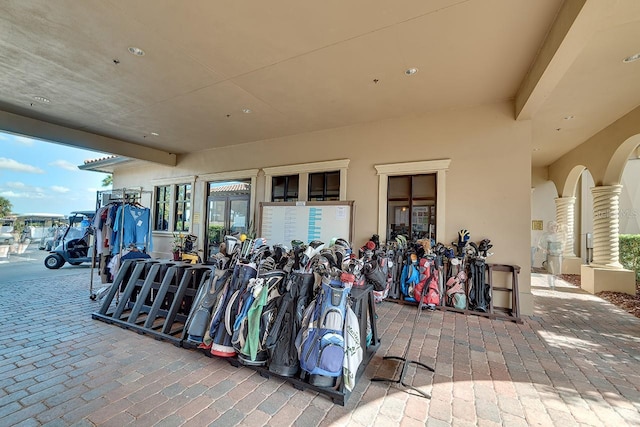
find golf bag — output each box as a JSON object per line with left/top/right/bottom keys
{"left": 388, "top": 246, "right": 404, "bottom": 299}
{"left": 230, "top": 278, "right": 261, "bottom": 354}
{"left": 412, "top": 257, "right": 440, "bottom": 309}
{"left": 185, "top": 268, "right": 231, "bottom": 343}
{"left": 363, "top": 254, "right": 390, "bottom": 303}
{"left": 388, "top": 235, "right": 408, "bottom": 299}
{"left": 297, "top": 277, "right": 350, "bottom": 383}
{"left": 266, "top": 272, "right": 316, "bottom": 376}
{"left": 445, "top": 259, "right": 467, "bottom": 310}
{"left": 207, "top": 261, "right": 257, "bottom": 357}
{"left": 235, "top": 270, "right": 288, "bottom": 366}
{"left": 400, "top": 253, "right": 420, "bottom": 302}
{"left": 468, "top": 256, "right": 490, "bottom": 312}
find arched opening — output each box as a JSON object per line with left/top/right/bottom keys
{"left": 605, "top": 136, "right": 640, "bottom": 237}
{"left": 531, "top": 165, "right": 597, "bottom": 273}
{"left": 619, "top": 151, "right": 640, "bottom": 235}
{"left": 531, "top": 179, "right": 558, "bottom": 269}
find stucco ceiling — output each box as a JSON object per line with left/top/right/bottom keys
{"left": 1, "top": 0, "right": 639, "bottom": 168}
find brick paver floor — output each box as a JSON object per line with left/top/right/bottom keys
{"left": 1, "top": 271, "right": 639, "bottom": 426}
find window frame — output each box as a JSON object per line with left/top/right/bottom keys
{"left": 308, "top": 170, "right": 340, "bottom": 201}
{"left": 263, "top": 159, "right": 349, "bottom": 202}
{"left": 154, "top": 185, "right": 171, "bottom": 231}
{"left": 271, "top": 174, "right": 299, "bottom": 202}
{"left": 151, "top": 175, "right": 196, "bottom": 234}
{"left": 174, "top": 183, "right": 192, "bottom": 232}
{"left": 375, "top": 159, "right": 450, "bottom": 244}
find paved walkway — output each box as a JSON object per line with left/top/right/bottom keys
{"left": 1, "top": 272, "right": 639, "bottom": 426}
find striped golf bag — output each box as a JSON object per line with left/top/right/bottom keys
{"left": 234, "top": 270, "right": 288, "bottom": 366}
{"left": 208, "top": 261, "right": 257, "bottom": 357}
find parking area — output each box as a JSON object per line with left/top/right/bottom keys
{"left": 1, "top": 270, "right": 640, "bottom": 426}
{"left": 0, "top": 243, "right": 95, "bottom": 283}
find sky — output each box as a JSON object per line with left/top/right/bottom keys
{"left": 0, "top": 131, "right": 111, "bottom": 215}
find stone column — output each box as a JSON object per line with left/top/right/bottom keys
{"left": 555, "top": 196, "right": 576, "bottom": 257}
{"left": 591, "top": 185, "right": 623, "bottom": 269}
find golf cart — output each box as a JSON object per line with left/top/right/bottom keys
{"left": 44, "top": 211, "right": 95, "bottom": 269}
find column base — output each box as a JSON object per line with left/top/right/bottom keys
{"left": 580, "top": 265, "right": 636, "bottom": 295}
{"left": 561, "top": 256, "right": 582, "bottom": 275}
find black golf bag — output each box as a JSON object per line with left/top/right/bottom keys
{"left": 265, "top": 272, "right": 316, "bottom": 376}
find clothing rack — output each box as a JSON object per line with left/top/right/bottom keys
{"left": 90, "top": 187, "right": 153, "bottom": 300}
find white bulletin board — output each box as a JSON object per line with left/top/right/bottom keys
{"left": 259, "top": 201, "right": 354, "bottom": 246}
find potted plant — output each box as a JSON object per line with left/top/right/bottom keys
{"left": 172, "top": 232, "right": 183, "bottom": 260}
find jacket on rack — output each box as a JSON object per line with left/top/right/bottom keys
{"left": 111, "top": 204, "right": 153, "bottom": 254}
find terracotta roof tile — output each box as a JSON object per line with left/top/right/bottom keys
{"left": 84, "top": 155, "right": 119, "bottom": 165}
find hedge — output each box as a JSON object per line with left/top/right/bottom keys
{"left": 619, "top": 234, "right": 640, "bottom": 281}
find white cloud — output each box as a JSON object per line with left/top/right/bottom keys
{"left": 6, "top": 181, "right": 27, "bottom": 189}
{"left": 0, "top": 182, "right": 48, "bottom": 199}
{"left": 49, "top": 160, "right": 79, "bottom": 172}
{"left": 13, "top": 136, "right": 35, "bottom": 146}
{"left": 51, "top": 185, "right": 70, "bottom": 193}
{"left": 0, "top": 157, "right": 44, "bottom": 174}
{"left": 0, "top": 190, "right": 46, "bottom": 199}
{"left": 0, "top": 134, "right": 33, "bottom": 144}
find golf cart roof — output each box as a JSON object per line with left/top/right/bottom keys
{"left": 69, "top": 211, "right": 95, "bottom": 217}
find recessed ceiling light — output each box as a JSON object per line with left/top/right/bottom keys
{"left": 242, "top": 108, "right": 252, "bottom": 114}
{"left": 563, "top": 115, "right": 574, "bottom": 120}
{"left": 150, "top": 132, "right": 159, "bottom": 136}
{"left": 128, "top": 46, "right": 145, "bottom": 56}
{"left": 405, "top": 68, "right": 418, "bottom": 76}
{"left": 623, "top": 52, "right": 640, "bottom": 63}
{"left": 33, "top": 96, "right": 50, "bottom": 103}
{"left": 532, "top": 147, "right": 541, "bottom": 152}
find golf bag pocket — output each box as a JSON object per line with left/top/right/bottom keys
{"left": 363, "top": 258, "right": 387, "bottom": 291}
{"left": 446, "top": 273, "right": 467, "bottom": 310}
{"left": 451, "top": 292, "right": 467, "bottom": 310}
{"left": 322, "top": 309, "right": 343, "bottom": 330}
{"left": 301, "top": 330, "right": 344, "bottom": 376}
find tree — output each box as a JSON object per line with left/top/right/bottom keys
{"left": 0, "top": 196, "right": 12, "bottom": 218}
{"left": 101, "top": 175, "right": 113, "bottom": 187}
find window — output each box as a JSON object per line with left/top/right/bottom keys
{"left": 271, "top": 175, "right": 299, "bottom": 202}
{"left": 174, "top": 184, "right": 191, "bottom": 232}
{"left": 387, "top": 174, "right": 436, "bottom": 241}
{"left": 375, "top": 159, "right": 450, "bottom": 243}
{"left": 263, "top": 160, "right": 349, "bottom": 203}
{"left": 308, "top": 171, "right": 340, "bottom": 201}
{"left": 154, "top": 186, "right": 170, "bottom": 231}
{"left": 153, "top": 181, "right": 193, "bottom": 233}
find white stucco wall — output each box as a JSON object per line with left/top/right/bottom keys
{"left": 114, "top": 101, "right": 534, "bottom": 314}
{"left": 620, "top": 158, "right": 640, "bottom": 234}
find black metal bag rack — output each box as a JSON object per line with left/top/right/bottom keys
{"left": 387, "top": 262, "right": 521, "bottom": 323}
{"left": 93, "top": 261, "right": 380, "bottom": 406}
{"left": 92, "top": 258, "right": 214, "bottom": 345}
